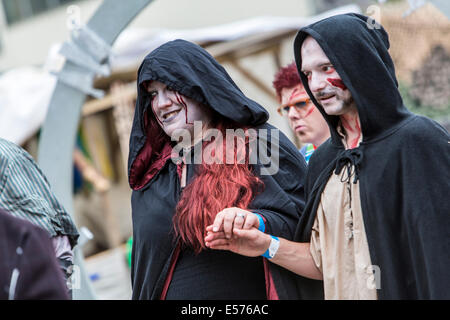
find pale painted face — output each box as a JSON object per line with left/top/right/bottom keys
{"left": 146, "top": 80, "right": 211, "bottom": 139}
{"left": 280, "top": 84, "right": 330, "bottom": 146}
{"left": 300, "top": 36, "right": 356, "bottom": 116}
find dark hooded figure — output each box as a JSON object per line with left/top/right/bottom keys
{"left": 0, "top": 209, "right": 69, "bottom": 300}
{"left": 207, "top": 13, "right": 450, "bottom": 300}
{"left": 128, "top": 39, "right": 323, "bottom": 299}
{"left": 294, "top": 13, "right": 450, "bottom": 300}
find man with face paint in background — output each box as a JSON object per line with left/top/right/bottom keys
{"left": 206, "top": 14, "right": 450, "bottom": 300}
{"left": 273, "top": 62, "right": 330, "bottom": 163}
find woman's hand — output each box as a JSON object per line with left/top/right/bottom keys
{"left": 205, "top": 227, "right": 271, "bottom": 257}
{"left": 208, "top": 207, "right": 260, "bottom": 239}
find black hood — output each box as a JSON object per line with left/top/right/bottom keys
{"left": 128, "top": 39, "right": 269, "bottom": 189}
{"left": 293, "top": 14, "right": 450, "bottom": 299}
{"left": 294, "top": 13, "right": 412, "bottom": 144}
{"left": 136, "top": 39, "right": 269, "bottom": 126}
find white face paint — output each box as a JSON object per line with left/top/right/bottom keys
{"left": 300, "top": 36, "right": 356, "bottom": 116}
{"left": 147, "top": 80, "right": 212, "bottom": 141}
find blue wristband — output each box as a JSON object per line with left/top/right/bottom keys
{"left": 253, "top": 213, "right": 265, "bottom": 233}
{"left": 262, "top": 235, "right": 279, "bottom": 259}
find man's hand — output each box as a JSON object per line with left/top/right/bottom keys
{"left": 206, "top": 207, "right": 323, "bottom": 280}
{"left": 205, "top": 222, "right": 323, "bottom": 280}
{"left": 209, "top": 207, "right": 261, "bottom": 239}
{"left": 205, "top": 227, "right": 271, "bottom": 257}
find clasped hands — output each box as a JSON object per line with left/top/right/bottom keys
{"left": 204, "top": 207, "right": 271, "bottom": 257}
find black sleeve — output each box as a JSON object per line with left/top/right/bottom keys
{"left": 250, "top": 124, "right": 307, "bottom": 239}
{"left": 14, "top": 226, "right": 69, "bottom": 300}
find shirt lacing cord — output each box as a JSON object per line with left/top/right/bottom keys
{"left": 334, "top": 149, "right": 363, "bottom": 184}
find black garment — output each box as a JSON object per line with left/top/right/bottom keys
{"left": 128, "top": 39, "right": 323, "bottom": 299}
{"left": 0, "top": 209, "right": 69, "bottom": 300}
{"left": 165, "top": 249, "right": 266, "bottom": 300}
{"left": 293, "top": 13, "right": 450, "bottom": 299}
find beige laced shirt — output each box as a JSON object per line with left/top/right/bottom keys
{"left": 309, "top": 129, "right": 378, "bottom": 300}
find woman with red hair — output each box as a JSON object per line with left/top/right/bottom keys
{"left": 128, "top": 39, "right": 321, "bottom": 299}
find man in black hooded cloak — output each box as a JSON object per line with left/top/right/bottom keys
{"left": 207, "top": 13, "right": 450, "bottom": 300}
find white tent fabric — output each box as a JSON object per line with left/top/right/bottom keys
{"left": 0, "top": 4, "right": 361, "bottom": 145}
{"left": 0, "top": 67, "right": 56, "bottom": 145}
{"left": 110, "top": 5, "right": 361, "bottom": 70}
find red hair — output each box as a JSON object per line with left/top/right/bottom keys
{"left": 272, "top": 62, "right": 302, "bottom": 101}
{"left": 173, "top": 119, "right": 264, "bottom": 254}
{"left": 132, "top": 82, "right": 264, "bottom": 253}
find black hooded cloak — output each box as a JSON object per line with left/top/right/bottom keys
{"left": 128, "top": 39, "right": 323, "bottom": 299}
{"left": 0, "top": 209, "right": 69, "bottom": 300}
{"left": 293, "top": 13, "right": 450, "bottom": 299}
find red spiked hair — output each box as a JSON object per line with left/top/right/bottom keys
{"left": 272, "top": 62, "right": 302, "bottom": 102}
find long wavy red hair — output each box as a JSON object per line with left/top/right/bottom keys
{"left": 173, "top": 119, "right": 264, "bottom": 254}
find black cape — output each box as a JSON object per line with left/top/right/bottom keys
{"left": 0, "top": 209, "right": 69, "bottom": 300}
{"left": 293, "top": 13, "right": 450, "bottom": 299}
{"left": 128, "top": 39, "right": 323, "bottom": 299}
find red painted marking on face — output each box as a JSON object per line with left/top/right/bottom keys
{"left": 327, "top": 78, "right": 347, "bottom": 90}
{"left": 303, "top": 105, "right": 315, "bottom": 118}
{"left": 175, "top": 92, "right": 193, "bottom": 125}
{"left": 288, "top": 87, "right": 303, "bottom": 102}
